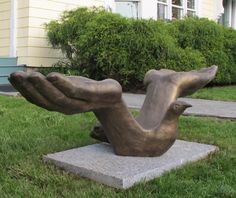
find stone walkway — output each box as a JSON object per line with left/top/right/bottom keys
{"left": 0, "top": 88, "right": 235, "bottom": 120}
{"left": 0, "top": 85, "right": 19, "bottom": 96}
{"left": 123, "top": 93, "right": 236, "bottom": 120}
{"left": 0, "top": 91, "right": 19, "bottom": 97}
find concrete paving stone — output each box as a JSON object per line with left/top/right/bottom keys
{"left": 123, "top": 93, "right": 236, "bottom": 120}
{"left": 43, "top": 140, "right": 218, "bottom": 189}
{"left": 1, "top": 90, "right": 235, "bottom": 119}
{"left": 0, "top": 91, "right": 19, "bottom": 97}
{"left": 0, "top": 85, "right": 19, "bottom": 96}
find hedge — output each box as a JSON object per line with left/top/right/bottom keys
{"left": 44, "top": 7, "right": 236, "bottom": 88}
{"left": 171, "top": 17, "right": 236, "bottom": 84}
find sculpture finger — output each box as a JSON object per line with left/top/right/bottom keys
{"left": 177, "top": 65, "right": 218, "bottom": 96}
{"left": 27, "top": 72, "right": 93, "bottom": 114}
{"left": 9, "top": 71, "right": 61, "bottom": 111}
{"left": 47, "top": 72, "right": 122, "bottom": 103}
{"left": 144, "top": 69, "right": 176, "bottom": 86}
{"left": 46, "top": 73, "right": 90, "bottom": 101}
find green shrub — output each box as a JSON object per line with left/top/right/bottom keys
{"left": 171, "top": 18, "right": 224, "bottom": 51}
{"left": 163, "top": 47, "right": 206, "bottom": 72}
{"left": 224, "top": 28, "right": 236, "bottom": 63}
{"left": 45, "top": 8, "right": 236, "bottom": 88}
{"left": 171, "top": 17, "right": 236, "bottom": 84}
{"left": 38, "top": 60, "right": 82, "bottom": 76}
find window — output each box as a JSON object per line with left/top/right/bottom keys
{"left": 115, "top": 0, "right": 140, "bottom": 19}
{"left": 157, "top": 0, "right": 196, "bottom": 20}
{"left": 172, "top": 0, "right": 183, "bottom": 19}
{"left": 157, "top": 0, "right": 168, "bottom": 19}
{"left": 187, "top": 0, "right": 195, "bottom": 17}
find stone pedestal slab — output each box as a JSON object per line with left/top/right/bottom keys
{"left": 43, "top": 140, "right": 218, "bottom": 189}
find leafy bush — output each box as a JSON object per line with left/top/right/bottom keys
{"left": 171, "top": 17, "right": 236, "bottom": 84}
{"left": 45, "top": 8, "right": 236, "bottom": 88}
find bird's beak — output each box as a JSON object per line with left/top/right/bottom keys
{"left": 184, "top": 103, "right": 192, "bottom": 109}
{"left": 179, "top": 101, "right": 192, "bottom": 109}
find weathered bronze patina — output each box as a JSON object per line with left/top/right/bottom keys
{"left": 9, "top": 66, "right": 217, "bottom": 157}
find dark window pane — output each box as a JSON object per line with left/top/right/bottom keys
{"left": 187, "top": 0, "right": 195, "bottom": 9}
{"left": 172, "top": 7, "right": 183, "bottom": 19}
{"left": 157, "top": 3, "right": 167, "bottom": 19}
{"left": 187, "top": 10, "right": 195, "bottom": 17}
{"left": 172, "top": 0, "right": 182, "bottom": 6}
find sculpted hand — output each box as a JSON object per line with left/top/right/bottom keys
{"left": 144, "top": 65, "right": 218, "bottom": 97}
{"left": 9, "top": 66, "right": 217, "bottom": 157}
{"left": 9, "top": 71, "right": 122, "bottom": 115}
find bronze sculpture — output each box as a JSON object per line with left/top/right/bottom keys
{"left": 9, "top": 65, "right": 217, "bottom": 157}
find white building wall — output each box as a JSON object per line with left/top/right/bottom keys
{"left": 22, "top": 0, "right": 105, "bottom": 67}
{"left": 232, "top": 0, "right": 236, "bottom": 28}
{"left": 2, "top": 0, "right": 232, "bottom": 67}
{"left": 141, "top": 0, "right": 157, "bottom": 19}
{"left": 112, "top": 0, "right": 224, "bottom": 22}
{"left": 0, "top": 0, "right": 11, "bottom": 57}
{"left": 199, "top": 0, "right": 224, "bottom": 21}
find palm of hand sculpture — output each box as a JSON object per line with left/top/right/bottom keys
{"left": 9, "top": 66, "right": 217, "bottom": 157}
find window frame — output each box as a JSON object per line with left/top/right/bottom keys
{"left": 157, "top": 0, "right": 197, "bottom": 20}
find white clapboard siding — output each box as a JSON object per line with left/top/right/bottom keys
{"left": 18, "top": 56, "right": 64, "bottom": 67}
{"left": 16, "top": 0, "right": 104, "bottom": 67}
{"left": 0, "top": 0, "right": 104, "bottom": 65}
{"left": 0, "top": 38, "right": 10, "bottom": 46}
{"left": 0, "top": 0, "right": 10, "bottom": 56}
{"left": 17, "top": 46, "right": 62, "bottom": 58}
{"left": 200, "top": 0, "right": 218, "bottom": 20}
{"left": 0, "top": 47, "right": 9, "bottom": 56}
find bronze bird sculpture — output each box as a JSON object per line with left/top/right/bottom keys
{"left": 9, "top": 65, "right": 217, "bottom": 157}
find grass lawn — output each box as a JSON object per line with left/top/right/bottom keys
{"left": 189, "top": 86, "right": 236, "bottom": 101}
{"left": 0, "top": 96, "right": 235, "bottom": 197}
